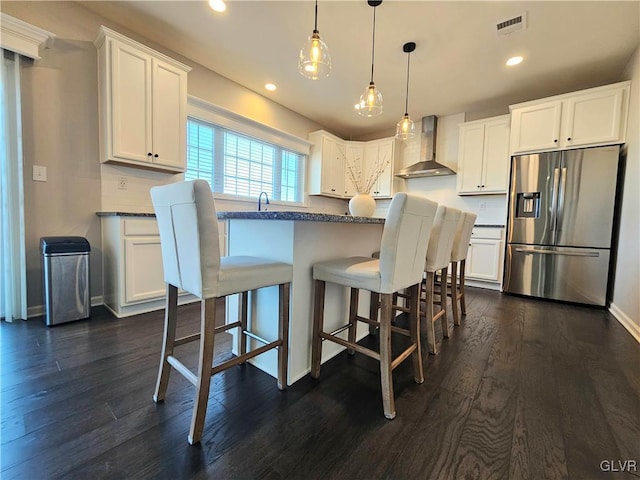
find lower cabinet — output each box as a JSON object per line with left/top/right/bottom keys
{"left": 123, "top": 236, "right": 165, "bottom": 304}
{"left": 466, "top": 226, "right": 504, "bottom": 290}
{"left": 101, "top": 215, "right": 202, "bottom": 317}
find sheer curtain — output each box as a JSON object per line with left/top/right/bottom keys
{"left": 0, "top": 49, "right": 27, "bottom": 322}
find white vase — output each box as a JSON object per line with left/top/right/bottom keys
{"left": 348, "top": 192, "right": 376, "bottom": 217}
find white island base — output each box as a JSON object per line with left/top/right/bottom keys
{"left": 220, "top": 212, "right": 385, "bottom": 385}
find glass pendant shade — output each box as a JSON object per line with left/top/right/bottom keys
{"left": 298, "top": 31, "right": 331, "bottom": 80}
{"left": 357, "top": 82, "right": 383, "bottom": 117}
{"left": 395, "top": 114, "right": 415, "bottom": 139}
{"left": 356, "top": 0, "right": 383, "bottom": 117}
{"left": 395, "top": 41, "right": 417, "bottom": 139}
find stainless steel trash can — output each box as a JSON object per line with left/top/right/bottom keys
{"left": 40, "top": 236, "right": 91, "bottom": 326}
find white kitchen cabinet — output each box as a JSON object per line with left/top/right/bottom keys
{"left": 95, "top": 26, "right": 190, "bottom": 172}
{"left": 457, "top": 115, "right": 510, "bottom": 195}
{"left": 100, "top": 215, "right": 198, "bottom": 318}
{"left": 365, "top": 138, "right": 395, "bottom": 198}
{"left": 466, "top": 227, "right": 504, "bottom": 287}
{"left": 123, "top": 236, "right": 165, "bottom": 304}
{"left": 344, "top": 142, "right": 364, "bottom": 197}
{"left": 309, "top": 131, "right": 397, "bottom": 199}
{"left": 307, "top": 130, "right": 346, "bottom": 197}
{"left": 509, "top": 81, "right": 630, "bottom": 154}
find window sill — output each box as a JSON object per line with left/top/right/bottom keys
{"left": 212, "top": 192, "right": 308, "bottom": 209}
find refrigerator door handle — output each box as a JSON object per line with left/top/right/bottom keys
{"left": 556, "top": 167, "right": 567, "bottom": 233}
{"left": 550, "top": 167, "right": 561, "bottom": 244}
{"left": 515, "top": 248, "right": 600, "bottom": 257}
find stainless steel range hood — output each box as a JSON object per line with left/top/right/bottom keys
{"left": 395, "top": 115, "right": 456, "bottom": 178}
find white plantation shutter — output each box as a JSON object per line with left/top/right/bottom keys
{"left": 186, "top": 97, "right": 308, "bottom": 203}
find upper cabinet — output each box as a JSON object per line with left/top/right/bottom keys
{"left": 364, "top": 138, "right": 395, "bottom": 198}
{"left": 95, "top": 27, "right": 191, "bottom": 172}
{"left": 457, "top": 115, "right": 510, "bottom": 195}
{"left": 308, "top": 130, "right": 346, "bottom": 197}
{"left": 509, "top": 81, "right": 630, "bottom": 155}
{"left": 344, "top": 142, "right": 364, "bottom": 197}
{"left": 308, "top": 131, "right": 397, "bottom": 199}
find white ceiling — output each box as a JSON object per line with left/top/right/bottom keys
{"left": 81, "top": 1, "right": 639, "bottom": 139}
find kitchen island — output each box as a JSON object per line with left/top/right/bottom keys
{"left": 217, "top": 211, "right": 385, "bottom": 384}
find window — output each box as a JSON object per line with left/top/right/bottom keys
{"left": 186, "top": 117, "right": 305, "bottom": 203}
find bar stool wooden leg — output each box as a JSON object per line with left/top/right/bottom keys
{"left": 451, "top": 261, "right": 460, "bottom": 326}
{"left": 348, "top": 288, "right": 359, "bottom": 355}
{"left": 311, "top": 280, "right": 326, "bottom": 379}
{"left": 239, "top": 291, "right": 248, "bottom": 363}
{"left": 425, "top": 272, "right": 438, "bottom": 355}
{"left": 460, "top": 259, "right": 468, "bottom": 315}
{"left": 441, "top": 267, "right": 451, "bottom": 339}
{"left": 188, "top": 297, "right": 217, "bottom": 445}
{"left": 369, "top": 292, "right": 379, "bottom": 335}
{"left": 277, "top": 283, "right": 290, "bottom": 391}
{"left": 379, "top": 293, "right": 396, "bottom": 420}
{"left": 153, "top": 284, "right": 178, "bottom": 403}
{"left": 407, "top": 284, "right": 424, "bottom": 384}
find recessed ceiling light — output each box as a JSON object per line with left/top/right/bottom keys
{"left": 506, "top": 56, "right": 524, "bottom": 66}
{"left": 265, "top": 83, "right": 277, "bottom": 92}
{"left": 209, "top": 0, "right": 226, "bottom": 13}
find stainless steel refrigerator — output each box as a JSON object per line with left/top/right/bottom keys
{"left": 503, "top": 145, "right": 620, "bottom": 306}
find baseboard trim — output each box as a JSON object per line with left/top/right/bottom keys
{"left": 609, "top": 302, "right": 640, "bottom": 343}
{"left": 466, "top": 279, "right": 501, "bottom": 291}
{"left": 27, "top": 296, "right": 104, "bottom": 319}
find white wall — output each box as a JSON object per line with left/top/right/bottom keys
{"left": 611, "top": 45, "right": 640, "bottom": 341}
{"left": 0, "top": 1, "right": 346, "bottom": 314}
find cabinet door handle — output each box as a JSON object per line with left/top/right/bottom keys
{"left": 554, "top": 139, "right": 558, "bottom": 143}
{"left": 481, "top": 185, "right": 485, "bottom": 188}
{"left": 147, "top": 152, "right": 153, "bottom": 157}
{"left": 154, "top": 154, "right": 159, "bottom": 158}
{"left": 567, "top": 137, "right": 572, "bottom": 141}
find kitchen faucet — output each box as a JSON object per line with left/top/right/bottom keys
{"left": 258, "top": 191, "right": 270, "bottom": 211}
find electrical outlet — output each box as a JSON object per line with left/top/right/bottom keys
{"left": 33, "top": 165, "right": 47, "bottom": 182}
{"left": 118, "top": 177, "right": 128, "bottom": 190}
{"left": 480, "top": 202, "right": 487, "bottom": 212}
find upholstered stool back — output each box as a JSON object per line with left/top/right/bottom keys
{"left": 378, "top": 193, "right": 439, "bottom": 294}
{"left": 151, "top": 179, "right": 221, "bottom": 299}
{"left": 425, "top": 205, "right": 463, "bottom": 273}
{"left": 451, "top": 212, "right": 477, "bottom": 263}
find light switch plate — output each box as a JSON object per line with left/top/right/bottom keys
{"left": 33, "top": 165, "right": 47, "bottom": 182}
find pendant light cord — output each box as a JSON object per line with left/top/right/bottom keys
{"left": 314, "top": 0, "right": 318, "bottom": 32}
{"left": 404, "top": 50, "right": 411, "bottom": 115}
{"left": 370, "top": 6, "right": 376, "bottom": 83}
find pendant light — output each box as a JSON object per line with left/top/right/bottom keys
{"left": 356, "top": 0, "right": 383, "bottom": 117}
{"left": 395, "top": 42, "right": 416, "bottom": 139}
{"left": 298, "top": 0, "right": 331, "bottom": 80}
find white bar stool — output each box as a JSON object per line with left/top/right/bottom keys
{"left": 423, "top": 205, "right": 462, "bottom": 355}
{"left": 150, "top": 180, "right": 292, "bottom": 445}
{"left": 311, "top": 193, "right": 438, "bottom": 420}
{"left": 449, "top": 212, "right": 477, "bottom": 326}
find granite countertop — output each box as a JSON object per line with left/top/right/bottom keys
{"left": 96, "top": 210, "right": 385, "bottom": 224}
{"left": 96, "top": 211, "right": 501, "bottom": 227}
{"left": 217, "top": 211, "right": 385, "bottom": 224}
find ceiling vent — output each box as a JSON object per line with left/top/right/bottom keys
{"left": 497, "top": 12, "right": 527, "bottom": 35}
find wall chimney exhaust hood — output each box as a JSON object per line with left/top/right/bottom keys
{"left": 395, "top": 115, "right": 456, "bottom": 178}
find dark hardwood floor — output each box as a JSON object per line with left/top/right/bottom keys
{"left": 1, "top": 288, "right": 639, "bottom": 479}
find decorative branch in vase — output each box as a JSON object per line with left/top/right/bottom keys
{"left": 345, "top": 153, "right": 390, "bottom": 194}
{"left": 343, "top": 151, "right": 390, "bottom": 217}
